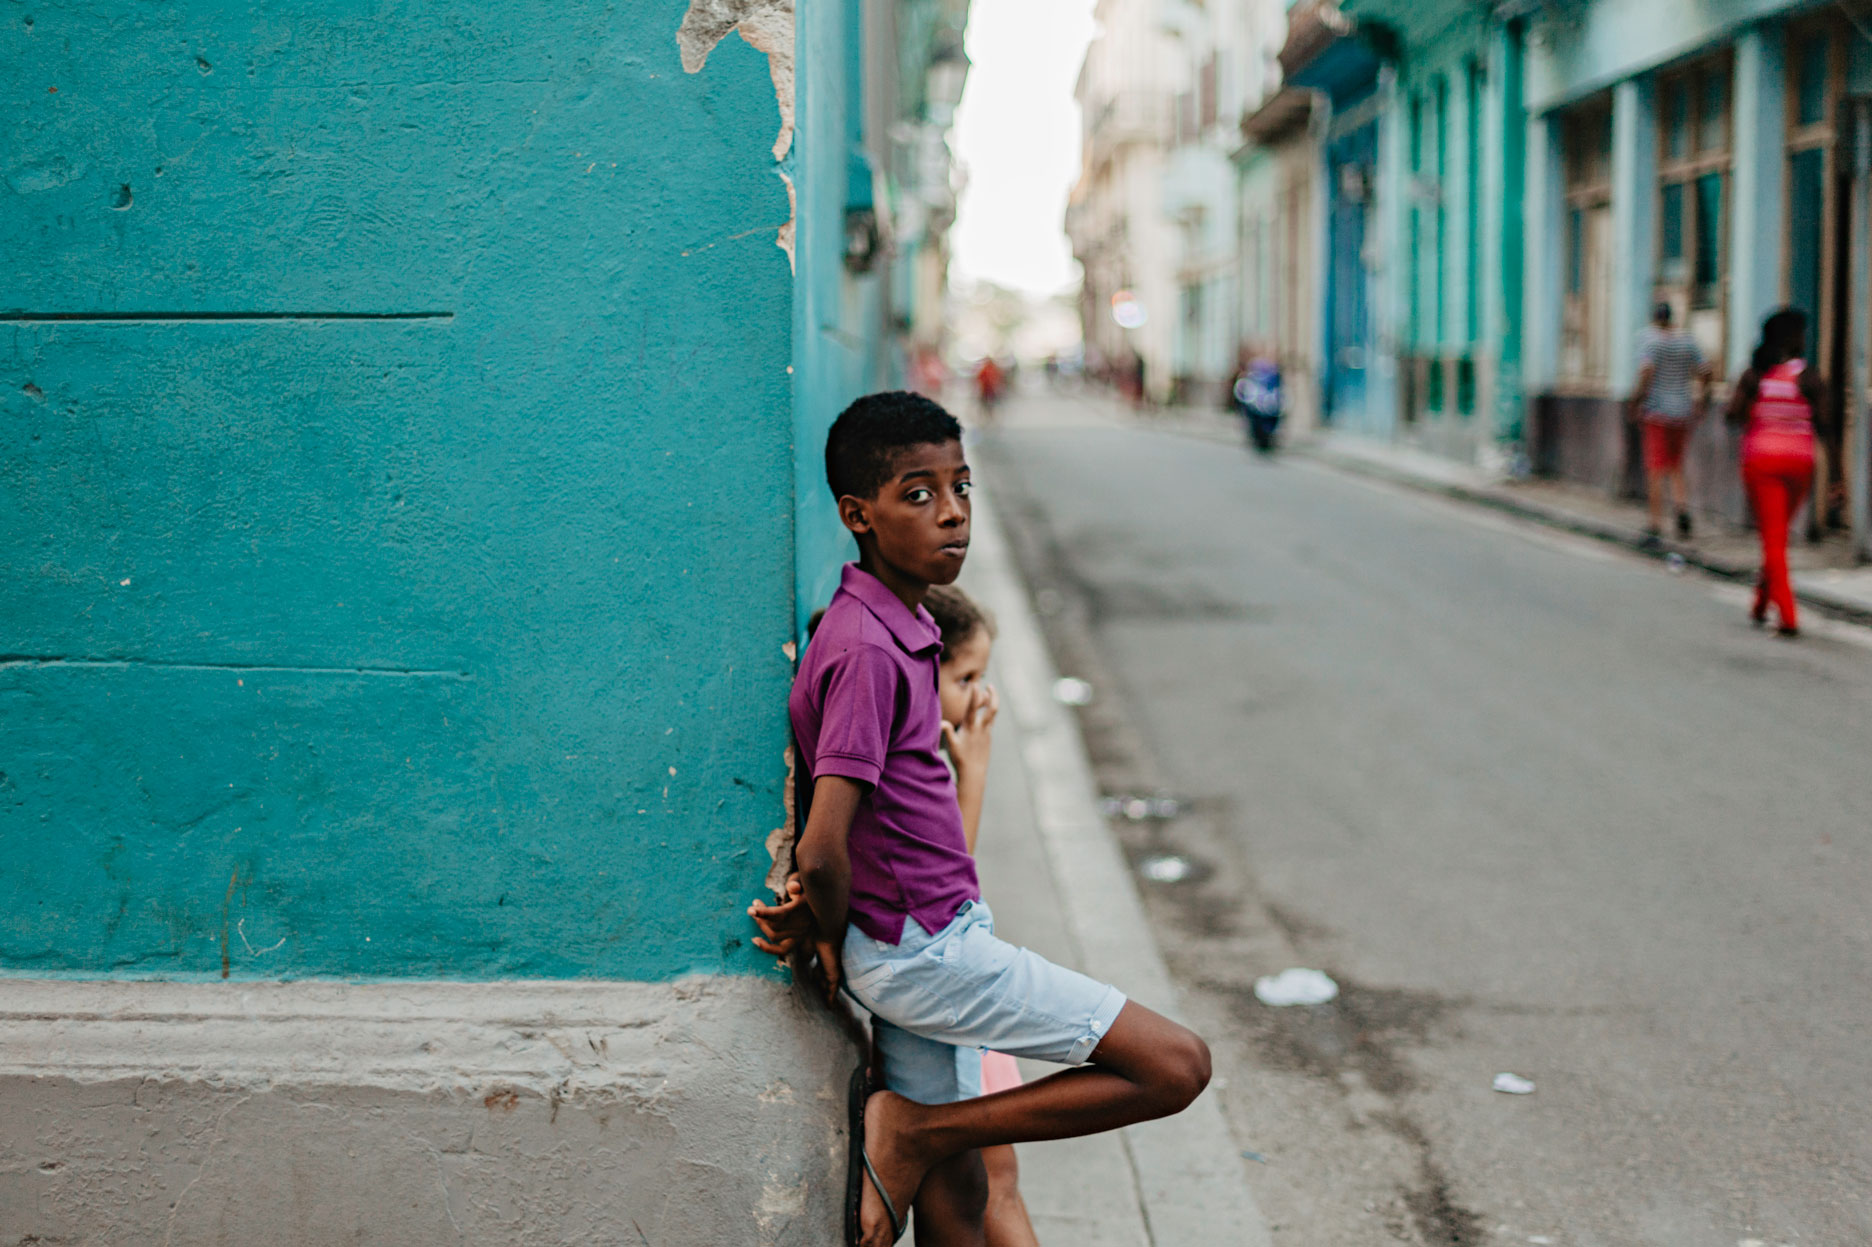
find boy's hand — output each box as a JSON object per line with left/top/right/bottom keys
{"left": 750, "top": 876, "right": 844, "bottom": 1005}
{"left": 810, "top": 934, "right": 843, "bottom": 1006}
{"left": 749, "top": 876, "right": 816, "bottom": 957}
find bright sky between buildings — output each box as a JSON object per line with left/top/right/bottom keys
{"left": 950, "top": 0, "right": 1098, "bottom": 297}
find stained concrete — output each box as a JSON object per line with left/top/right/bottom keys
{"left": 0, "top": 977, "right": 856, "bottom": 1245}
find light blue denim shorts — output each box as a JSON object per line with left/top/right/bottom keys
{"left": 842, "top": 900, "right": 1128, "bottom": 1105}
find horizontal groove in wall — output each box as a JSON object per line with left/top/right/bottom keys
{"left": 0, "top": 311, "right": 455, "bottom": 323}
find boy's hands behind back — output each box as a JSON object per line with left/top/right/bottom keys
{"left": 749, "top": 875, "right": 844, "bottom": 1005}
{"left": 749, "top": 876, "right": 814, "bottom": 955}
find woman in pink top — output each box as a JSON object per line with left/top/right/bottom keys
{"left": 1725, "top": 309, "right": 1835, "bottom": 636}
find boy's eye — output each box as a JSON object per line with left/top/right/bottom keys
{"left": 905, "top": 487, "right": 933, "bottom": 503}
{"left": 955, "top": 480, "right": 972, "bottom": 497}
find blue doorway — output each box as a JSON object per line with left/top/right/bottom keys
{"left": 1324, "top": 120, "right": 1377, "bottom": 429}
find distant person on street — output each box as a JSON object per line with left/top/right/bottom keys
{"left": 911, "top": 343, "right": 948, "bottom": 400}
{"left": 750, "top": 392, "right": 1211, "bottom": 1247}
{"left": 1232, "top": 345, "right": 1283, "bottom": 454}
{"left": 974, "top": 356, "right": 1005, "bottom": 425}
{"left": 1627, "top": 302, "right": 1713, "bottom": 545}
{"left": 1725, "top": 308, "right": 1838, "bottom": 637}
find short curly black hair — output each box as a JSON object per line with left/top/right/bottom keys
{"left": 825, "top": 391, "right": 963, "bottom": 500}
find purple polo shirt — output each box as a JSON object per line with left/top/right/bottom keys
{"left": 790, "top": 564, "right": 981, "bottom": 944}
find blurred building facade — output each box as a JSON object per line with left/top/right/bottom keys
{"left": 1071, "top": 0, "right": 1295, "bottom": 407}
{"left": 1, "top": 2, "right": 967, "bottom": 1242}
{"left": 1109, "top": 0, "right": 1872, "bottom": 553}
{"left": 1071, "top": 0, "right": 1182, "bottom": 401}
{"left": 1507, "top": 0, "right": 1871, "bottom": 551}
{"left": 1309, "top": 0, "right": 1870, "bottom": 549}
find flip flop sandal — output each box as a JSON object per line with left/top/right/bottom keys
{"left": 844, "top": 1064, "right": 908, "bottom": 1245}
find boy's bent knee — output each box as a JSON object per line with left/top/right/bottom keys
{"left": 1152, "top": 1027, "right": 1212, "bottom": 1112}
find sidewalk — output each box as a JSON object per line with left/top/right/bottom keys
{"left": 1128, "top": 392, "right": 1872, "bottom": 627}
{"left": 956, "top": 494, "right": 1273, "bottom": 1247}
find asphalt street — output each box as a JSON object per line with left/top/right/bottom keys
{"left": 976, "top": 392, "right": 1872, "bottom": 1247}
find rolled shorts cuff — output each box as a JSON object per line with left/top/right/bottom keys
{"left": 1065, "top": 984, "right": 1129, "bottom": 1064}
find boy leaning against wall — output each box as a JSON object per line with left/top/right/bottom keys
{"left": 749, "top": 391, "right": 1212, "bottom": 1247}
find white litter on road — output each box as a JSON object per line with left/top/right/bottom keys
{"left": 1139, "top": 854, "right": 1192, "bottom": 883}
{"left": 1252, "top": 968, "right": 1339, "bottom": 1007}
{"left": 1492, "top": 1072, "right": 1536, "bottom": 1095}
{"left": 1100, "top": 794, "right": 1183, "bottom": 821}
{"left": 1051, "top": 676, "right": 1094, "bottom": 706}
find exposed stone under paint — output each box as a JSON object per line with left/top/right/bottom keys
{"left": 679, "top": 0, "right": 798, "bottom": 265}
{"left": 0, "top": 976, "right": 856, "bottom": 1245}
{"left": 677, "top": 0, "right": 796, "bottom": 161}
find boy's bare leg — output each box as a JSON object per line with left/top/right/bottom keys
{"left": 980, "top": 1147, "right": 1040, "bottom": 1247}
{"left": 857, "top": 1002, "right": 1209, "bottom": 1247}
{"left": 908, "top": 1151, "right": 988, "bottom": 1247}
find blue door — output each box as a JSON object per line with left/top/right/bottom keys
{"left": 1324, "top": 122, "right": 1376, "bottom": 428}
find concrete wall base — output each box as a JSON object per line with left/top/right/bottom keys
{"left": 1529, "top": 392, "right": 1750, "bottom": 525}
{"left": 0, "top": 976, "right": 855, "bottom": 1246}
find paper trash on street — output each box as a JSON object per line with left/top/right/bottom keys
{"left": 1253, "top": 968, "right": 1339, "bottom": 1006}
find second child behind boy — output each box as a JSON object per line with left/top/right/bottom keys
{"left": 751, "top": 392, "right": 1211, "bottom": 1247}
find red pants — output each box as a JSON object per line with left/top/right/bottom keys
{"left": 1642, "top": 419, "right": 1690, "bottom": 472}
{"left": 1742, "top": 452, "right": 1814, "bottom": 630}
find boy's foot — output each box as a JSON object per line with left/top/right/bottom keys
{"left": 1677, "top": 510, "right": 1693, "bottom": 539}
{"left": 1639, "top": 528, "right": 1665, "bottom": 552}
{"left": 859, "top": 1090, "right": 931, "bottom": 1247}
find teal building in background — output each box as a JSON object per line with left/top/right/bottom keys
{"left": 1, "top": 2, "right": 967, "bottom": 1241}
{"left": 1266, "top": 0, "right": 1870, "bottom": 554}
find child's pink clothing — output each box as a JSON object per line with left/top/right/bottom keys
{"left": 981, "top": 1049, "right": 1023, "bottom": 1096}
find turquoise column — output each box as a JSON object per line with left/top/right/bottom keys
{"left": 1609, "top": 76, "right": 1657, "bottom": 396}
{"left": 1729, "top": 23, "right": 1788, "bottom": 376}
{"left": 1490, "top": 18, "right": 1528, "bottom": 445}
{"left": 1523, "top": 110, "right": 1565, "bottom": 393}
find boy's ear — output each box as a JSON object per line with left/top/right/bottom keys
{"left": 837, "top": 494, "right": 873, "bottom": 536}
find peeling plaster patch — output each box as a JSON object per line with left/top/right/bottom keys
{"left": 678, "top": 0, "right": 797, "bottom": 268}
{"left": 676, "top": 0, "right": 795, "bottom": 161}
{"left": 235, "top": 918, "right": 286, "bottom": 957}
{"left": 763, "top": 744, "right": 797, "bottom": 893}
{"left": 776, "top": 171, "right": 796, "bottom": 271}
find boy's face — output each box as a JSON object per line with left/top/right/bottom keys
{"left": 938, "top": 628, "right": 992, "bottom": 727}
{"left": 839, "top": 439, "right": 971, "bottom": 587}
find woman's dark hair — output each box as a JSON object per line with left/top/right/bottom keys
{"left": 1752, "top": 307, "right": 1809, "bottom": 373}
{"left": 924, "top": 585, "right": 996, "bottom": 654}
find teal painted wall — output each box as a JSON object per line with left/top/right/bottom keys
{"left": 791, "top": 0, "right": 895, "bottom": 632}
{"left": 2, "top": 1, "right": 801, "bottom": 979}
